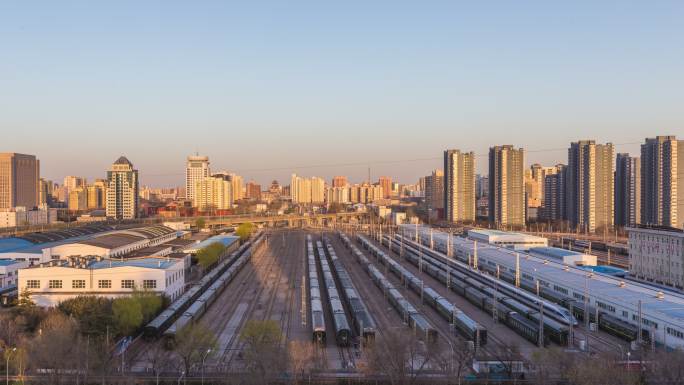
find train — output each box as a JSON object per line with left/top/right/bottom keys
{"left": 307, "top": 235, "right": 327, "bottom": 344}
{"left": 412, "top": 228, "right": 657, "bottom": 345}
{"left": 324, "top": 236, "right": 377, "bottom": 344}
{"left": 144, "top": 232, "right": 263, "bottom": 346}
{"left": 342, "top": 234, "right": 438, "bottom": 343}
{"left": 390, "top": 234, "right": 578, "bottom": 326}
{"left": 315, "top": 240, "right": 352, "bottom": 347}
{"left": 380, "top": 234, "right": 564, "bottom": 347}
{"left": 356, "top": 234, "right": 486, "bottom": 346}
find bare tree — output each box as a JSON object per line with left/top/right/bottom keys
{"left": 173, "top": 322, "right": 218, "bottom": 380}
{"left": 288, "top": 340, "right": 314, "bottom": 384}
{"left": 643, "top": 348, "right": 684, "bottom": 385}
{"left": 29, "top": 311, "right": 83, "bottom": 385}
{"left": 365, "top": 328, "right": 435, "bottom": 385}
{"left": 433, "top": 339, "right": 474, "bottom": 385}
{"left": 568, "top": 351, "right": 640, "bottom": 385}
{"left": 238, "top": 320, "right": 287, "bottom": 385}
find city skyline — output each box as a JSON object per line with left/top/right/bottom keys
{"left": 8, "top": 139, "right": 650, "bottom": 188}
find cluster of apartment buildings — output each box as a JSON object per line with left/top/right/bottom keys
{"left": 424, "top": 136, "right": 684, "bottom": 233}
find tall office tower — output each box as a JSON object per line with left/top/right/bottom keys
{"left": 443, "top": 150, "right": 475, "bottom": 223}
{"left": 425, "top": 169, "right": 444, "bottom": 211}
{"left": 542, "top": 165, "right": 565, "bottom": 221}
{"left": 488, "top": 145, "right": 525, "bottom": 227}
{"left": 0, "top": 153, "right": 40, "bottom": 209}
{"left": 641, "top": 136, "right": 684, "bottom": 229}
{"left": 311, "top": 177, "right": 326, "bottom": 204}
{"left": 246, "top": 181, "right": 262, "bottom": 200}
{"left": 87, "top": 179, "right": 107, "bottom": 209}
{"left": 185, "top": 155, "right": 210, "bottom": 203}
{"left": 567, "top": 140, "right": 615, "bottom": 233}
{"left": 105, "top": 156, "right": 139, "bottom": 219}
{"left": 614, "top": 154, "right": 641, "bottom": 228}
{"left": 194, "top": 175, "right": 232, "bottom": 212}
{"left": 378, "top": 176, "right": 392, "bottom": 198}
{"left": 332, "top": 176, "right": 349, "bottom": 188}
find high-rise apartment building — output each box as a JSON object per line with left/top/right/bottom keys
{"left": 425, "top": 170, "right": 444, "bottom": 212}
{"left": 542, "top": 164, "right": 567, "bottom": 221}
{"left": 311, "top": 177, "right": 326, "bottom": 204}
{"left": 615, "top": 154, "right": 641, "bottom": 228}
{"left": 105, "top": 156, "right": 139, "bottom": 219}
{"left": 488, "top": 145, "right": 525, "bottom": 227}
{"left": 378, "top": 176, "right": 392, "bottom": 199}
{"left": 325, "top": 187, "right": 350, "bottom": 204}
{"left": 185, "top": 155, "right": 210, "bottom": 203}
{"left": 229, "top": 173, "right": 244, "bottom": 201}
{"left": 567, "top": 140, "right": 614, "bottom": 233}
{"left": 194, "top": 175, "right": 232, "bottom": 212}
{"left": 641, "top": 136, "right": 684, "bottom": 229}
{"left": 444, "top": 150, "right": 475, "bottom": 223}
{"left": 332, "top": 176, "right": 349, "bottom": 188}
{"left": 475, "top": 175, "right": 488, "bottom": 199}
{"left": 0, "top": 153, "right": 40, "bottom": 210}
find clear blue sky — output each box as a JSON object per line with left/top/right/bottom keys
{"left": 1, "top": 1, "right": 682, "bottom": 187}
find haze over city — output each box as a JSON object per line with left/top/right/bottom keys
{"left": 3, "top": 1, "right": 683, "bottom": 185}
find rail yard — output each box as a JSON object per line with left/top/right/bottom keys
{"left": 128, "top": 227, "right": 639, "bottom": 380}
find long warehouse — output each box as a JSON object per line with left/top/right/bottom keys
{"left": 402, "top": 225, "right": 684, "bottom": 349}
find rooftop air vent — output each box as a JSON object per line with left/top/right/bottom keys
{"left": 656, "top": 291, "right": 665, "bottom": 300}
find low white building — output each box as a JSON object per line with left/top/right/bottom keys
{"left": 18, "top": 256, "right": 185, "bottom": 307}
{"left": 528, "top": 247, "right": 597, "bottom": 266}
{"left": 628, "top": 226, "right": 684, "bottom": 289}
{"left": 467, "top": 229, "right": 548, "bottom": 250}
{"left": 0, "top": 259, "right": 29, "bottom": 288}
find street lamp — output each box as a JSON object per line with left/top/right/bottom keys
{"left": 6, "top": 347, "right": 16, "bottom": 385}
{"left": 201, "top": 348, "right": 212, "bottom": 385}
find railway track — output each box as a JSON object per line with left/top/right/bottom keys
{"left": 220, "top": 233, "right": 286, "bottom": 370}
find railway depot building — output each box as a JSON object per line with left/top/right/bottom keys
{"left": 628, "top": 226, "right": 684, "bottom": 289}
{"left": 18, "top": 256, "right": 185, "bottom": 307}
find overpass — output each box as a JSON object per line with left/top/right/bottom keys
{"left": 0, "top": 212, "right": 370, "bottom": 237}
{"left": 183, "top": 212, "right": 369, "bottom": 229}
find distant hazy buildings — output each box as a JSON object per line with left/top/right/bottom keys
{"left": 290, "top": 174, "right": 325, "bottom": 204}
{"left": 615, "top": 154, "right": 641, "bottom": 227}
{"left": 567, "top": 141, "right": 614, "bottom": 233}
{"left": 489, "top": 145, "right": 525, "bottom": 227}
{"left": 641, "top": 136, "right": 684, "bottom": 229}
{"left": 332, "top": 176, "right": 348, "bottom": 188}
{"left": 378, "top": 176, "right": 392, "bottom": 199}
{"left": 105, "top": 156, "right": 139, "bottom": 220}
{"left": 443, "top": 150, "right": 475, "bottom": 223}
{"left": 229, "top": 173, "right": 244, "bottom": 201}
{"left": 185, "top": 155, "right": 210, "bottom": 202}
{"left": 0, "top": 153, "right": 40, "bottom": 209}
{"left": 246, "top": 181, "right": 262, "bottom": 200}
